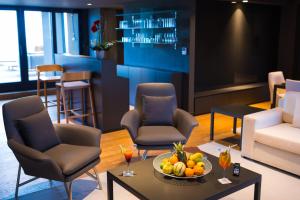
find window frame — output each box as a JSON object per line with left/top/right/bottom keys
{"left": 0, "top": 5, "right": 80, "bottom": 93}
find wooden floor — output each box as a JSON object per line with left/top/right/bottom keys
{"left": 96, "top": 102, "right": 270, "bottom": 173}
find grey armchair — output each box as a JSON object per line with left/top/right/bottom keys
{"left": 121, "top": 83, "right": 198, "bottom": 159}
{"left": 2, "top": 96, "right": 102, "bottom": 200}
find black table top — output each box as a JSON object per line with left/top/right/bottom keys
{"left": 274, "top": 83, "right": 286, "bottom": 89}
{"left": 108, "top": 152, "right": 261, "bottom": 200}
{"left": 211, "top": 104, "right": 265, "bottom": 119}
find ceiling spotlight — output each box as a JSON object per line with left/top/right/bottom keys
{"left": 231, "top": 1, "right": 237, "bottom": 3}
{"left": 242, "top": 0, "right": 248, "bottom": 2}
{"left": 87, "top": 3, "right": 93, "bottom": 6}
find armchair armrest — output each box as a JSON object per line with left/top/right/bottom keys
{"left": 241, "top": 108, "right": 283, "bottom": 158}
{"left": 121, "top": 110, "right": 141, "bottom": 140}
{"left": 174, "top": 109, "right": 198, "bottom": 140}
{"left": 53, "top": 124, "right": 101, "bottom": 147}
{"left": 8, "top": 139, "right": 64, "bottom": 180}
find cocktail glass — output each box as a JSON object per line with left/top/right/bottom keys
{"left": 120, "top": 145, "right": 135, "bottom": 177}
{"left": 219, "top": 149, "right": 231, "bottom": 179}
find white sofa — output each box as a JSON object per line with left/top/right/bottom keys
{"left": 241, "top": 92, "right": 300, "bottom": 176}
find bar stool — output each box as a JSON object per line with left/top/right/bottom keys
{"left": 56, "top": 71, "right": 96, "bottom": 127}
{"left": 36, "top": 64, "right": 63, "bottom": 109}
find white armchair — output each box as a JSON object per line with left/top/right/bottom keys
{"left": 241, "top": 92, "right": 300, "bottom": 176}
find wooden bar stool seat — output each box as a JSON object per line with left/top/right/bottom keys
{"left": 56, "top": 71, "right": 96, "bottom": 127}
{"left": 36, "top": 64, "right": 63, "bottom": 109}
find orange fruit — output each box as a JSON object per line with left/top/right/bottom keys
{"left": 169, "top": 155, "right": 179, "bottom": 165}
{"left": 185, "top": 168, "right": 194, "bottom": 177}
{"left": 194, "top": 165, "right": 204, "bottom": 176}
{"left": 187, "top": 160, "right": 196, "bottom": 168}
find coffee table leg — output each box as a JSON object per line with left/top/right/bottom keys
{"left": 210, "top": 111, "right": 215, "bottom": 140}
{"left": 107, "top": 173, "right": 114, "bottom": 200}
{"left": 254, "top": 180, "right": 261, "bottom": 200}
{"left": 233, "top": 117, "right": 237, "bottom": 134}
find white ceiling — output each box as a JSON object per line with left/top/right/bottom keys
{"left": 0, "top": 0, "right": 137, "bottom": 9}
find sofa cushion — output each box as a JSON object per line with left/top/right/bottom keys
{"left": 136, "top": 126, "right": 186, "bottom": 146}
{"left": 17, "top": 110, "right": 60, "bottom": 152}
{"left": 282, "top": 92, "right": 300, "bottom": 123}
{"left": 254, "top": 123, "right": 300, "bottom": 155}
{"left": 45, "top": 144, "right": 100, "bottom": 175}
{"left": 142, "top": 95, "right": 176, "bottom": 126}
{"left": 293, "top": 98, "right": 300, "bottom": 128}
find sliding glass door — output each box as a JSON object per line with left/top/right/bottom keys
{"left": 0, "top": 8, "right": 79, "bottom": 93}
{"left": 24, "top": 11, "right": 54, "bottom": 80}
{"left": 0, "top": 10, "right": 21, "bottom": 83}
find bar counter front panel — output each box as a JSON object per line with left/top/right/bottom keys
{"left": 55, "top": 54, "right": 129, "bottom": 132}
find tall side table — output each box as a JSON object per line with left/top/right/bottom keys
{"left": 210, "top": 104, "right": 264, "bottom": 146}
{"left": 271, "top": 83, "right": 286, "bottom": 108}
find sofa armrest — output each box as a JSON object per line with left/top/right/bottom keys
{"left": 121, "top": 110, "right": 140, "bottom": 140}
{"left": 241, "top": 108, "right": 283, "bottom": 158}
{"left": 174, "top": 109, "right": 198, "bottom": 140}
{"left": 53, "top": 124, "right": 101, "bottom": 147}
{"left": 8, "top": 139, "right": 64, "bottom": 180}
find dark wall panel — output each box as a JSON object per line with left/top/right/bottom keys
{"left": 293, "top": 5, "right": 300, "bottom": 80}
{"left": 195, "top": 2, "right": 281, "bottom": 92}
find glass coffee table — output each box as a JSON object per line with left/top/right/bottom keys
{"left": 107, "top": 150, "right": 261, "bottom": 200}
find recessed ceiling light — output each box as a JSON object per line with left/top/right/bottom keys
{"left": 87, "top": 3, "right": 93, "bottom": 6}
{"left": 231, "top": 1, "right": 237, "bottom": 3}
{"left": 242, "top": 0, "right": 248, "bottom": 2}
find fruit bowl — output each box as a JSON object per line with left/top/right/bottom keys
{"left": 153, "top": 152, "right": 212, "bottom": 179}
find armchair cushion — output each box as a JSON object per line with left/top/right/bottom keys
{"left": 282, "top": 92, "right": 300, "bottom": 123}
{"left": 293, "top": 98, "right": 300, "bottom": 128}
{"left": 142, "top": 95, "right": 175, "bottom": 126}
{"left": 136, "top": 126, "right": 186, "bottom": 146}
{"left": 17, "top": 110, "right": 60, "bottom": 152}
{"left": 254, "top": 123, "right": 300, "bottom": 155}
{"left": 44, "top": 144, "right": 100, "bottom": 176}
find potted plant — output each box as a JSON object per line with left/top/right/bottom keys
{"left": 90, "top": 19, "right": 116, "bottom": 59}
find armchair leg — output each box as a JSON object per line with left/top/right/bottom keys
{"left": 93, "top": 168, "right": 102, "bottom": 190}
{"left": 49, "top": 180, "right": 53, "bottom": 187}
{"left": 64, "top": 181, "right": 73, "bottom": 200}
{"left": 86, "top": 168, "right": 102, "bottom": 190}
{"left": 142, "top": 150, "right": 148, "bottom": 160}
{"left": 15, "top": 164, "right": 38, "bottom": 199}
{"left": 15, "top": 164, "right": 21, "bottom": 199}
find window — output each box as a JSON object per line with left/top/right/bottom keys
{"left": 0, "top": 8, "right": 80, "bottom": 93}
{"left": 0, "top": 10, "right": 21, "bottom": 83}
{"left": 24, "top": 11, "right": 54, "bottom": 80}
{"left": 56, "top": 13, "right": 79, "bottom": 55}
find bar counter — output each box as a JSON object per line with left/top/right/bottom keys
{"left": 55, "top": 54, "right": 129, "bottom": 132}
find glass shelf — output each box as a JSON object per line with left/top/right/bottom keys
{"left": 117, "top": 41, "right": 177, "bottom": 49}
{"left": 116, "top": 10, "right": 177, "bottom": 49}
{"left": 116, "top": 26, "right": 175, "bottom": 30}
{"left": 117, "top": 41, "right": 176, "bottom": 45}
